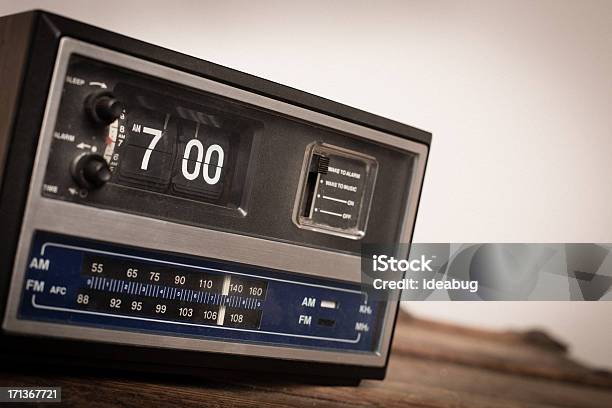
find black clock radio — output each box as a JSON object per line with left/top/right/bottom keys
{"left": 0, "top": 10, "right": 430, "bottom": 383}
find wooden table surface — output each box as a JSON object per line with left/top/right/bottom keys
{"left": 2, "top": 312, "right": 611, "bottom": 407}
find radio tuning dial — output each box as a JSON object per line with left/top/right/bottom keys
{"left": 85, "top": 91, "right": 123, "bottom": 126}
{"left": 71, "top": 153, "right": 111, "bottom": 189}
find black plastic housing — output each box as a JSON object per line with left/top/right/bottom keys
{"left": 0, "top": 10, "right": 431, "bottom": 384}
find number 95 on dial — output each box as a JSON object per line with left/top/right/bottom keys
{"left": 75, "top": 291, "right": 221, "bottom": 324}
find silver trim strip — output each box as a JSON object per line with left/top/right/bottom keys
{"left": 2, "top": 38, "right": 429, "bottom": 368}
{"left": 40, "top": 241, "right": 365, "bottom": 297}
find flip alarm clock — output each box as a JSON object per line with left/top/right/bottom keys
{"left": 0, "top": 10, "right": 430, "bottom": 383}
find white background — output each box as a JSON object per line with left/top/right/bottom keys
{"left": 1, "top": 0, "right": 611, "bottom": 368}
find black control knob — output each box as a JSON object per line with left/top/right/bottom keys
{"left": 85, "top": 91, "right": 123, "bottom": 126}
{"left": 71, "top": 153, "right": 111, "bottom": 189}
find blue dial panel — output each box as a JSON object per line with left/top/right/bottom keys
{"left": 17, "top": 231, "right": 382, "bottom": 353}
